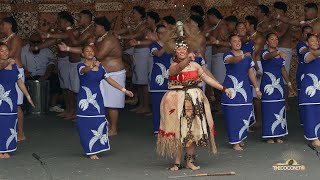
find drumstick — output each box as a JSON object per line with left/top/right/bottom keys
{"left": 168, "top": 171, "right": 236, "bottom": 178}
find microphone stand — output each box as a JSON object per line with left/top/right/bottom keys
{"left": 32, "top": 153, "right": 53, "bottom": 180}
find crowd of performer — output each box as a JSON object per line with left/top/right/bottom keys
{"left": 1, "top": 1, "right": 320, "bottom": 170}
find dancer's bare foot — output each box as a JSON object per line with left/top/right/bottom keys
{"left": 186, "top": 161, "right": 200, "bottom": 170}
{"left": 108, "top": 129, "right": 118, "bottom": 136}
{"left": 275, "top": 138, "right": 283, "bottom": 144}
{"left": 312, "top": 139, "right": 320, "bottom": 147}
{"left": 89, "top": 155, "right": 99, "bottom": 160}
{"left": 136, "top": 108, "right": 150, "bottom": 114}
{"left": 169, "top": 164, "right": 183, "bottom": 171}
{"left": 17, "top": 135, "right": 26, "bottom": 142}
{"left": 3, "top": 153, "right": 10, "bottom": 158}
{"left": 233, "top": 144, "right": 243, "bottom": 151}
{"left": 240, "top": 141, "right": 245, "bottom": 147}
{"left": 266, "top": 139, "right": 275, "bottom": 144}
{"left": 0, "top": 154, "right": 4, "bottom": 159}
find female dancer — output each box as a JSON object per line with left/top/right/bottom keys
{"left": 296, "top": 26, "right": 312, "bottom": 126}
{"left": 299, "top": 33, "right": 320, "bottom": 147}
{"left": 0, "top": 43, "right": 34, "bottom": 159}
{"left": 156, "top": 37, "right": 232, "bottom": 170}
{"left": 149, "top": 25, "right": 171, "bottom": 135}
{"left": 222, "top": 34, "right": 262, "bottom": 151}
{"left": 260, "top": 33, "right": 293, "bottom": 144}
{"left": 77, "top": 45, "right": 133, "bottom": 160}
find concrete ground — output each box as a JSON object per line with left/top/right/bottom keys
{"left": 0, "top": 98, "right": 319, "bottom": 180}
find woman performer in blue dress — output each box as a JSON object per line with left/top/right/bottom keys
{"left": 0, "top": 43, "right": 34, "bottom": 159}
{"left": 149, "top": 25, "right": 172, "bottom": 135}
{"left": 260, "top": 33, "right": 293, "bottom": 144}
{"left": 296, "top": 26, "right": 312, "bottom": 126}
{"left": 222, "top": 34, "right": 262, "bottom": 151}
{"left": 77, "top": 45, "right": 133, "bottom": 160}
{"left": 299, "top": 33, "right": 320, "bottom": 147}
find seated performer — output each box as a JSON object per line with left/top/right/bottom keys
{"left": 222, "top": 34, "right": 262, "bottom": 151}
{"left": 260, "top": 33, "right": 293, "bottom": 144}
{"left": 156, "top": 22, "right": 232, "bottom": 171}
{"left": 299, "top": 33, "right": 320, "bottom": 147}
{"left": 0, "top": 43, "right": 34, "bottom": 159}
{"left": 22, "top": 33, "right": 55, "bottom": 81}
{"left": 76, "top": 45, "right": 133, "bottom": 160}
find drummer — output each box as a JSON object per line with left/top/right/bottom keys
{"left": 21, "top": 33, "right": 63, "bottom": 112}
{"left": 21, "top": 33, "right": 55, "bottom": 81}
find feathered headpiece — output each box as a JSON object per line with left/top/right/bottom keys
{"left": 161, "top": 21, "right": 202, "bottom": 54}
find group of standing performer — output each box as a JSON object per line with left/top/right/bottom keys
{"left": 0, "top": 11, "right": 134, "bottom": 159}
{"left": 1, "top": 1, "right": 320, "bottom": 168}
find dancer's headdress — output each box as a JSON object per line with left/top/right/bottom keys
{"left": 161, "top": 20, "right": 201, "bottom": 54}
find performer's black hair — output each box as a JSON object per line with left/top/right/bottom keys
{"left": 58, "top": 11, "right": 74, "bottom": 25}
{"left": 156, "top": 24, "right": 165, "bottom": 33}
{"left": 225, "top": 16, "right": 238, "bottom": 24}
{"left": 245, "top": 15, "right": 258, "bottom": 30}
{"left": 305, "top": 3, "right": 318, "bottom": 11}
{"left": 133, "top": 6, "right": 146, "bottom": 18}
{"left": 80, "top": 10, "right": 93, "bottom": 20}
{"left": 190, "top": 5, "right": 204, "bottom": 17}
{"left": 94, "top": 16, "right": 111, "bottom": 31}
{"left": 273, "top": 1, "right": 288, "bottom": 13}
{"left": 257, "top": 4, "right": 270, "bottom": 16}
{"left": 235, "top": 22, "right": 245, "bottom": 29}
{"left": 206, "top": 7, "right": 223, "bottom": 19}
{"left": 147, "top": 11, "right": 160, "bottom": 24}
{"left": 2, "top": 16, "right": 18, "bottom": 33}
{"left": 266, "top": 32, "right": 277, "bottom": 40}
{"left": 306, "top": 33, "right": 317, "bottom": 41}
{"left": 228, "top": 33, "right": 238, "bottom": 42}
{"left": 163, "top": 16, "right": 176, "bottom": 25}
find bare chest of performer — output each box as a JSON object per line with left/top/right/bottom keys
{"left": 212, "top": 22, "right": 229, "bottom": 54}
{"left": 64, "top": 30, "right": 81, "bottom": 63}
{"left": 132, "top": 22, "right": 149, "bottom": 49}
{"left": 96, "top": 33, "right": 124, "bottom": 72}
{"left": 275, "top": 22, "right": 291, "bottom": 48}
{"left": 6, "top": 34, "right": 23, "bottom": 68}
